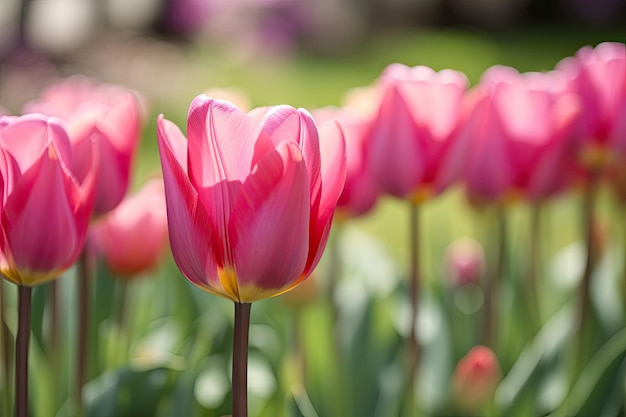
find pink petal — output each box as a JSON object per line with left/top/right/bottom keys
{"left": 0, "top": 115, "right": 57, "bottom": 175}
{"left": 187, "top": 95, "right": 260, "bottom": 189}
{"left": 493, "top": 84, "right": 551, "bottom": 145}
{"left": 305, "top": 120, "right": 346, "bottom": 274}
{"left": 2, "top": 152, "right": 79, "bottom": 283}
{"left": 261, "top": 106, "right": 322, "bottom": 203}
{"left": 368, "top": 83, "right": 424, "bottom": 197}
{"left": 158, "top": 115, "right": 228, "bottom": 299}
{"left": 229, "top": 141, "right": 310, "bottom": 300}
{"left": 465, "top": 94, "right": 514, "bottom": 200}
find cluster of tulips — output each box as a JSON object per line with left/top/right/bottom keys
{"left": 0, "top": 40, "right": 624, "bottom": 416}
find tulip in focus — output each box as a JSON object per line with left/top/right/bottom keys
{"left": 444, "top": 238, "right": 485, "bottom": 287}
{"left": 462, "top": 66, "right": 581, "bottom": 203}
{"left": 313, "top": 107, "right": 379, "bottom": 218}
{"left": 157, "top": 95, "right": 346, "bottom": 303}
{"left": 0, "top": 114, "right": 95, "bottom": 286}
{"left": 557, "top": 42, "right": 626, "bottom": 168}
{"left": 91, "top": 178, "right": 168, "bottom": 278}
{"left": 367, "top": 64, "right": 469, "bottom": 202}
{"left": 24, "top": 75, "right": 144, "bottom": 216}
{"left": 452, "top": 346, "right": 502, "bottom": 411}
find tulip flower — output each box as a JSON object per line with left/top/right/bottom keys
{"left": 158, "top": 95, "right": 346, "bottom": 303}
{"left": 24, "top": 75, "right": 143, "bottom": 216}
{"left": 158, "top": 95, "right": 346, "bottom": 416}
{"left": 24, "top": 76, "right": 143, "bottom": 415}
{"left": 0, "top": 114, "right": 95, "bottom": 286}
{"left": 557, "top": 42, "right": 626, "bottom": 168}
{"left": 91, "top": 178, "right": 168, "bottom": 278}
{"left": 367, "top": 64, "right": 469, "bottom": 201}
{"left": 452, "top": 346, "right": 502, "bottom": 411}
{"left": 462, "top": 66, "right": 581, "bottom": 203}
{"left": 0, "top": 114, "right": 95, "bottom": 417}
{"left": 313, "top": 107, "right": 379, "bottom": 218}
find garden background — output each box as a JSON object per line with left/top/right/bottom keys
{"left": 1, "top": 0, "right": 626, "bottom": 415}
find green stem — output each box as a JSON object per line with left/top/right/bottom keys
{"left": 117, "top": 280, "right": 129, "bottom": 363}
{"left": 0, "top": 279, "right": 10, "bottom": 417}
{"left": 575, "top": 175, "right": 599, "bottom": 373}
{"left": 527, "top": 203, "right": 542, "bottom": 335}
{"left": 49, "top": 280, "right": 60, "bottom": 410}
{"left": 76, "top": 245, "right": 93, "bottom": 417}
{"left": 15, "top": 286, "right": 31, "bottom": 417}
{"left": 405, "top": 203, "right": 421, "bottom": 413}
{"left": 483, "top": 205, "right": 507, "bottom": 348}
{"left": 232, "top": 302, "right": 251, "bottom": 417}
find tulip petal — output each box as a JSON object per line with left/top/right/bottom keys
{"left": 229, "top": 141, "right": 310, "bottom": 302}
{"left": 2, "top": 151, "right": 78, "bottom": 285}
{"left": 465, "top": 94, "right": 514, "bottom": 200}
{"left": 187, "top": 95, "right": 261, "bottom": 189}
{"left": 0, "top": 115, "right": 57, "bottom": 176}
{"left": 158, "top": 116, "right": 231, "bottom": 300}
{"left": 305, "top": 120, "right": 346, "bottom": 274}
{"left": 261, "top": 106, "right": 322, "bottom": 204}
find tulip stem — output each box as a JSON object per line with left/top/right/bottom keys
{"left": 0, "top": 279, "right": 10, "bottom": 417}
{"left": 575, "top": 175, "right": 599, "bottom": 371}
{"left": 483, "top": 205, "right": 507, "bottom": 348}
{"left": 232, "top": 302, "right": 251, "bottom": 417}
{"left": 15, "top": 286, "right": 31, "bottom": 417}
{"left": 405, "top": 203, "right": 421, "bottom": 413}
{"left": 76, "top": 245, "right": 93, "bottom": 417}
{"left": 527, "top": 203, "right": 542, "bottom": 335}
{"left": 49, "top": 280, "right": 60, "bottom": 410}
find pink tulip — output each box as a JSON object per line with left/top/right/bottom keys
{"left": 462, "top": 66, "right": 581, "bottom": 203}
{"left": 0, "top": 114, "right": 95, "bottom": 286}
{"left": 367, "top": 64, "right": 469, "bottom": 201}
{"left": 91, "top": 178, "right": 168, "bottom": 278}
{"left": 557, "top": 42, "right": 626, "bottom": 165}
{"left": 452, "top": 346, "right": 502, "bottom": 410}
{"left": 312, "top": 107, "right": 378, "bottom": 217}
{"left": 24, "top": 75, "right": 144, "bottom": 216}
{"left": 157, "top": 95, "right": 346, "bottom": 303}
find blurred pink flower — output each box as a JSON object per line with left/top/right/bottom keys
{"left": 91, "top": 179, "right": 168, "bottom": 278}
{"left": 157, "top": 95, "right": 346, "bottom": 302}
{"left": 557, "top": 42, "right": 626, "bottom": 167}
{"left": 444, "top": 238, "right": 485, "bottom": 287}
{"left": 313, "top": 107, "right": 379, "bottom": 218}
{"left": 452, "top": 345, "right": 502, "bottom": 410}
{"left": 24, "top": 75, "right": 144, "bottom": 216}
{"left": 0, "top": 114, "right": 96, "bottom": 286}
{"left": 367, "top": 64, "right": 469, "bottom": 202}
{"left": 462, "top": 66, "right": 581, "bottom": 203}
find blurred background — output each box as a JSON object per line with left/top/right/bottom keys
{"left": 1, "top": 1, "right": 626, "bottom": 416}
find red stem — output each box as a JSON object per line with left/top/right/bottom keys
{"left": 15, "top": 286, "right": 31, "bottom": 417}
{"left": 232, "top": 302, "right": 251, "bottom": 417}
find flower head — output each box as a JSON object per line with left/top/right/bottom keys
{"left": 0, "top": 114, "right": 95, "bottom": 286}
{"left": 157, "top": 95, "right": 346, "bottom": 302}
{"left": 24, "top": 75, "right": 144, "bottom": 215}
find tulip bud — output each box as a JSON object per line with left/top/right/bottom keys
{"left": 91, "top": 178, "right": 168, "bottom": 278}
{"left": 444, "top": 238, "right": 485, "bottom": 287}
{"left": 452, "top": 346, "right": 502, "bottom": 411}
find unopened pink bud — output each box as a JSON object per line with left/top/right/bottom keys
{"left": 452, "top": 346, "right": 502, "bottom": 410}
{"left": 444, "top": 238, "right": 485, "bottom": 287}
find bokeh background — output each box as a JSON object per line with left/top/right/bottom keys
{"left": 1, "top": 1, "right": 626, "bottom": 416}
